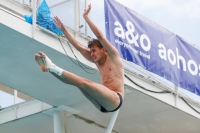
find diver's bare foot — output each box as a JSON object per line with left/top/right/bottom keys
{"left": 34, "top": 51, "right": 49, "bottom": 72}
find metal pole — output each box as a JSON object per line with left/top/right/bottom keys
{"left": 106, "top": 109, "right": 120, "bottom": 133}
{"left": 37, "top": 0, "right": 41, "bottom": 8}
{"left": 78, "top": 0, "right": 80, "bottom": 32}
{"left": 29, "top": 0, "right": 32, "bottom": 7}
{"left": 14, "top": 90, "right": 17, "bottom": 105}
{"left": 74, "top": 0, "right": 80, "bottom": 37}
{"left": 54, "top": 110, "right": 71, "bottom": 133}
{"left": 32, "top": 0, "right": 36, "bottom": 38}
{"left": 14, "top": 89, "right": 18, "bottom": 119}
{"left": 84, "top": 0, "right": 87, "bottom": 35}
{"left": 174, "top": 85, "right": 179, "bottom": 107}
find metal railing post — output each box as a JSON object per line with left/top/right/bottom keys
{"left": 106, "top": 109, "right": 120, "bottom": 133}
{"left": 37, "top": 0, "right": 41, "bottom": 8}
{"left": 14, "top": 89, "right": 18, "bottom": 118}
{"left": 14, "top": 90, "right": 17, "bottom": 105}
{"left": 32, "top": 0, "right": 36, "bottom": 38}
{"left": 54, "top": 110, "right": 71, "bottom": 133}
{"left": 29, "top": 0, "right": 32, "bottom": 7}
{"left": 74, "top": 0, "right": 80, "bottom": 37}
{"left": 84, "top": 0, "right": 87, "bottom": 35}
{"left": 175, "top": 85, "right": 179, "bottom": 107}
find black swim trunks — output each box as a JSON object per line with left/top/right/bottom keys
{"left": 100, "top": 93, "right": 123, "bottom": 113}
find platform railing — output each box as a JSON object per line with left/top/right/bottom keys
{"left": 0, "top": 84, "right": 33, "bottom": 109}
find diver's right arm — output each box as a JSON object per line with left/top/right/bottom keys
{"left": 54, "top": 16, "right": 93, "bottom": 62}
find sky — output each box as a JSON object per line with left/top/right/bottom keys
{"left": 115, "top": 0, "right": 200, "bottom": 48}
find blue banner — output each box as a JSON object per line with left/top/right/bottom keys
{"left": 104, "top": 0, "right": 200, "bottom": 96}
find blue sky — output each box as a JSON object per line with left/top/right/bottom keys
{"left": 116, "top": 0, "right": 200, "bottom": 48}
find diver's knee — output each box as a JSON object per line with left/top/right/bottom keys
{"left": 80, "top": 78, "right": 93, "bottom": 88}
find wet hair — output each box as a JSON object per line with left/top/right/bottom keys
{"left": 87, "top": 39, "right": 103, "bottom": 49}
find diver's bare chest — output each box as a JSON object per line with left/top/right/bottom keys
{"left": 98, "top": 64, "right": 117, "bottom": 78}
{"left": 96, "top": 57, "right": 117, "bottom": 77}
